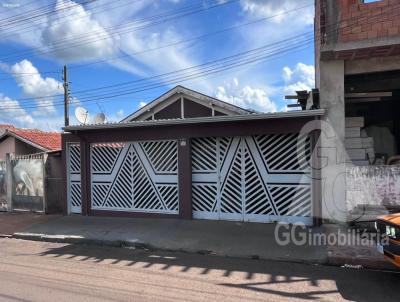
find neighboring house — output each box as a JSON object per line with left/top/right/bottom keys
{"left": 0, "top": 125, "right": 61, "bottom": 160}
{"left": 316, "top": 0, "right": 400, "bottom": 221}
{"left": 62, "top": 85, "right": 324, "bottom": 225}
{"left": 0, "top": 125, "right": 62, "bottom": 213}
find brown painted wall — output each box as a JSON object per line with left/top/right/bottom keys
{"left": 45, "top": 153, "right": 63, "bottom": 214}
{"left": 0, "top": 136, "right": 42, "bottom": 161}
{"left": 154, "top": 100, "right": 181, "bottom": 119}
{"left": 14, "top": 139, "right": 41, "bottom": 155}
{"left": 184, "top": 99, "right": 212, "bottom": 118}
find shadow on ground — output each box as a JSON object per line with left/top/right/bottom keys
{"left": 38, "top": 243, "right": 399, "bottom": 302}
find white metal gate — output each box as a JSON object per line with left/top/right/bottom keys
{"left": 67, "top": 144, "right": 82, "bottom": 214}
{"left": 90, "top": 140, "right": 179, "bottom": 214}
{"left": 192, "top": 135, "right": 313, "bottom": 225}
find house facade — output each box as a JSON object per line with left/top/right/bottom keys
{"left": 0, "top": 125, "right": 61, "bottom": 160}
{"left": 62, "top": 86, "right": 324, "bottom": 226}
{"left": 62, "top": 1, "right": 400, "bottom": 226}
{"left": 0, "top": 125, "right": 62, "bottom": 213}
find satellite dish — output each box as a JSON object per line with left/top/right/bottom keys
{"left": 92, "top": 112, "right": 106, "bottom": 124}
{"left": 75, "top": 107, "right": 89, "bottom": 124}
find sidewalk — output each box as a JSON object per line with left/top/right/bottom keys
{"left": 14, "top": 215, "right": 327, "bottom": 264}
{"left": 0, "top": 212, "right": 60, "bottom": 237}
{"left": 11, "top": 215, "right": 398, "bottom": 270}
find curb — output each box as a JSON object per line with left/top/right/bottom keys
{"left": 13, "top": 233, "right": 147, "bottom": 249}
{"left": 327, "top": 255, "right": 398, "bottom": 271}
{"left": 12, "top": 232, "right": 399, "bottom": 271}
{"left": 12, "top": 232, "right": 326, "bottom": 266}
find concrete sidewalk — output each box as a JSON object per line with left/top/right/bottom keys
{"left": 0, "top": 212, "right": 60, "bottom": 237}
{"left": 12, "top": 215, "right": 398, "bottom": 270}
{"left": 14, "top": 215, "right": 327, "bottom": 264}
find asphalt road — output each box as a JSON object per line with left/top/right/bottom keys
{"left": 0, "top": 238, "right": 398, "bottom": 302}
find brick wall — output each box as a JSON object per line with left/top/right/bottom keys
{"left": 338, "top": 0, "right": 400, "bottom": 43}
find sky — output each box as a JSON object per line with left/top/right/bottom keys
{"left": 0, "top": 0, "right": 315, "bottom": 131}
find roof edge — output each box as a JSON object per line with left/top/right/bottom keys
{"left": 0, "top": 130, "right": 50, "bottom": 152}
{"left": 120, "top": 85, "right": 252, "bottom": 122}
{"left": 65, "top": 109, "right": 325, "bottom": 132}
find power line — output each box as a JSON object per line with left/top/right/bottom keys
{"left": 0, "top": 0, "right": 239, "bottom": 63}
{"left": 0, "top": 2, "right": 313, "bottom": 79}
{"left": 1, "top": 33, "right": 314, "bottom": 110}
{"left": 11, "top": 31, "right": 313, "bottom": 103}
{"left": 0, "top": 0, "right": 98, "bottom": 28}
{"left": 68, "top": 3, "right": 314, "bottom": 70}
{"left": 1, "top": 1, "right": 396, "bottom": 111}
{"left": 1, "top": 0, "right": 142, "bottom": 40}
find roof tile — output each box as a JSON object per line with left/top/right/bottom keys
{"left": 6, "top": 128, "right": 61, "bottom": 151}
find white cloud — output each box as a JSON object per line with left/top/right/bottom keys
{"left": 0, "top": 93, "right": 35, "bottom": 127}
{"left": 282, "top": 62, "right": 315, "bottom": 95}
{"left": 282, "top": 66, "right": 293, "bottom": 82}
{"left": 116, "top": 109, "right": 125, "bottom": 118}
{"left": 240, "top": 0, "right": 314, "bottom": 25}
{"left": 120, "top": 28, "right": 204, "bottom": 83}
{"left": 41, "top": 0, "right": 115, "bottom": 62}
{"left": 138, "top": 101, "right": 147, "bottom": 108}
{"left": 215, "top": 78, "right": 277, "bottom": 113}
{"left": 11, "top": 59, "right": 63, "bottom": 115}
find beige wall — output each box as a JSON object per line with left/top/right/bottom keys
{"left": 0, "top": 137, "right": 16, "bottom": 161}
{"left": 0, "top": 136, "right": 42, "bottom": 161}
{"left": 14, "top": 138, "right": 40, "bottom": 155}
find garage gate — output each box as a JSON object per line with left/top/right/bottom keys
{"left": 66, "top": 143, "right": 82, "bottom": 214}
{"left": 90, "top": 140, "right": 179, "bottom": 214}
{"left": 191, "top": 134, "right": 313, "bottom": 225}
{"left": 66, "top": 134, "right": 313, "bottom": 224}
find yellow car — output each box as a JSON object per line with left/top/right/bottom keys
{"left": 375, "top": 213, "right": 400, "bottom": 268}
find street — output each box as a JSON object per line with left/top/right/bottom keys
{"left": 0, "top": 238, "right": 398, "bottom": 301}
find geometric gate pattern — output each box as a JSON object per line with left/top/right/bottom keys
{"left": 67, "top": 143, "right": 82, "bottom": 214}
{"left": 192, "top": 134, "right": 313, "bottom": 225}
{"left": 91, "top": 140, "right": 179, "bottom": 214}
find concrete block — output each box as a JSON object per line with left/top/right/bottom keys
{"left": 345, "top": 117, "right": 364, "bottom": 128}
{"left": 347, "top": 148, "right": 366, "bottom": 160}
{"left": 350, "top": 160, "right": 370, "bottom": 166}
{"left": 345, "top": 127, "right": 361, "bottom": 138}
{"left": 362, "top": 137, "right": 374, "bottom": 148}
{"left": 345, "top": 138, "right": 363, "bottom": 149}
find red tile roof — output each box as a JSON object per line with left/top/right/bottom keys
{"left": 0, "top": 126, "right": 61, "bottom": 151}
{"left": 0, "top": 124, "right": 15, "bottom": 129}
{"left": 12, "top": 129, "right": 61, "bottom": 151}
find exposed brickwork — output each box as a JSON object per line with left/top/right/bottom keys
{"left": 338, "top": 0, "right": 400, "bottom": 43}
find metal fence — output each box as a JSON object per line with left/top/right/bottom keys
{"left": 10, "top": 154, "right": 45, "bottom": 212}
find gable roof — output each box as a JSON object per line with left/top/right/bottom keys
{"left": 121, "top": 85, "right": 253, "bottom": 122}
{"left": 0, "top": 127, "right": 61, "bottom": 151}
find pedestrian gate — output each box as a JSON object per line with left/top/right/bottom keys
{"left": 90, "top": 140, "right": 179, "bottom": 214}
{"left": 191, "top": 135, "right": 313, "bottom": 225}
{"left": 67, "top": 144, "right": 82, "bottom": 214}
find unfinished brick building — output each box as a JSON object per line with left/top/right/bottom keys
{"left": 315, "top": 0, "right": 400, "bottom": 222}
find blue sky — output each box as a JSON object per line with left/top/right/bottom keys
{"left": 0, "top": 0, "right": 315, "bottom": 130}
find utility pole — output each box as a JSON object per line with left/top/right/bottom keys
{"left": 63, "top": 65, "right": 69, "bottom": 127}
